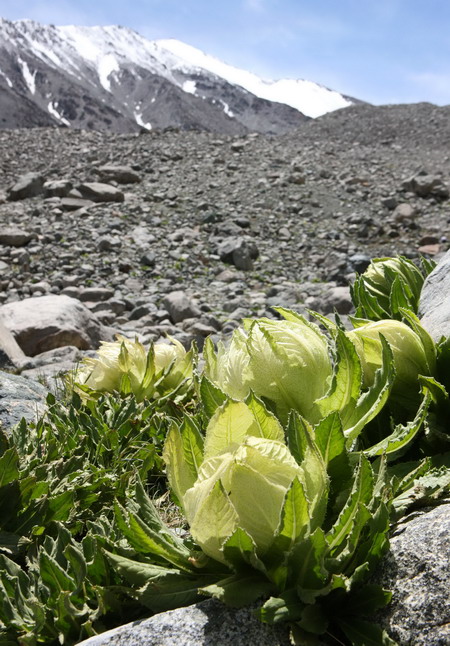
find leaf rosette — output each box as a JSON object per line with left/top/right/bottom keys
{"left": 73, "top": 335, "right": 194, "bottom": 402}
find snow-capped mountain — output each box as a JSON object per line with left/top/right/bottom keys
{"left": 0, "top": 18, "right": 356, "bottom": 134}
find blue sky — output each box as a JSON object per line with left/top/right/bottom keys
{"left": 1, "top": 0, "right": 450, "bottom": 106}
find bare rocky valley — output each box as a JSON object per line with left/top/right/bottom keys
{"left": 0, "top": 102, "right": 449, "bottom": 368}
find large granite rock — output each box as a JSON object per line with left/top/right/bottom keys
{"left": 0, "top": 319, "right": 27, "bottom": 368}
{"left": 0, "top": 295, "right": 114, "bottom": 356}
{"left": 76, "top": 599, "right": 291, "bottom": 646}
{"left": 419, "top": 249, "right": 450, "bottom": 341}
{"left": 376, "top": 504, "right": 450, "bottom": 645}
{"left": 0, "top": 372, "right": 48, "bottom": 432}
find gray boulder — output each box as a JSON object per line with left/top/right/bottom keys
{"left": 43, "top": 179, "right": 73, "bottom": 197}
{"left": 0, "top": 372, "right": 48, "bottom": 432}
{"left": 0, "top": 227, "right": 34, "bottom": 247}
{"left": 375, "top": 504, "right": 450, "bottom": 646}
{"left": 0, "top": 319, "right": 27, "bottom": 368}
{"left": 97, "top": 165, "right": 141, "bottom": 184}
{"left": 0, "top": 295, "right": 114, "bottom": 356}
{"left": 76, "top": 598, "right": 291, "bottom": 646}
{"left": 162, "top": 291, "right": 202, "bottom": 324}
{"left": 402, "top": 173, "right": 449, "bottom": 199}
{"left": 6, "top": 172, "right": 45, "bottom": 201}
{"left": 217, "top": 237, "right": 259, "bottom": 271}
{"left": 418, "top": 249, "right": 450, "bottom": 341}
{"left": 71, "top": 183, "right": 125, "bottom": 203}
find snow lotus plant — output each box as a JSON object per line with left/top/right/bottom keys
{"left": 204, "top": 309, "right": 333, "bottom": 424}
{"left": 346, "top": 318, "right": 436, "bottom": 409}
{"left": 74, "top": 335, "right": 194, "bottom": 403}
{"left": 351, "top": 255, "right": 435, "bottom": 320}
{"left": 108, "top": 396, "right": 396, "bottom": 645}
{"left": 164, "top": 398, "right": 328, "bottom": 564}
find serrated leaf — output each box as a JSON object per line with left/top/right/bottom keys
{"left": 200, "top": 572, "right": 274, "bottom": 607}
{"left": 199, "top": 374, "right": 227, "bottom": 420}
{"left": 338, "top": 617, "right": 398, "bottom": 645}
{"left": 316, "top": 328, "right": 362, "bottom": 419}
{"left": 64, "top": 543, "right": 88, "bottom": 591}
{"left": 286, "top": 412, "right": 329, "bottom": 527}
{"left": 130, "top": 575, "right": 204, "bottom": 613}
{"left": 222, "top": 526, "right": 266, "bottom": 574}
{"left": 342, "top": 337, "right": 395, "bottom": 443}
{"left": 392, "top": 466, "right": 450, "bottom": 517}
{"left": 244, "top": 392, "right": 285, "bottom": 443}
{"left": 327, "top": 455, "right": 374, "bottom": 556}
{"left": 47, "top": 489, "right": 74, "bottom": 522}
{"left": 314, "top": 413, "right": 352, "bottom": 488}
{"left": 258, "top": 589, "right": 304, "bottom": 624}
{"left": 287, "top": 528, "right": 328, "bottom": 598}
{"left": 274, "top": 477, "right": 310, "bottom": 553}
{"left": 0, "top": 531, "right": 30, "bottom": 557}
{"left": 127, "top": 513, "right": 192, "bottom": 570}
{"left": 39, "top": 551, "right": 76, "bottom": 595}
{"left": 348, "top": 584, "right": 392, "bottom": 615}
{"left": 364, "top": 390, "right": 430, "bottom": 459}
{"left": 105, "top": 550, "right": 185, "bottom": 587}
{"left": 134, "top": 478, "right": 189, "bottom": 553}
{"left": 163, "top": 420, "right": 204, "bottom": 504}
{"left": 0, "top": 449, "right": 19, "bottom": 487}
{"left": 203, "top": 399, "right": 275, "bottom": 459}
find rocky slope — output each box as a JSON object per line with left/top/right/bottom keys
{"left": 0, "top": 102, "right": 449, "bottom": 371}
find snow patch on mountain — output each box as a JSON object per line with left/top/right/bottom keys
{"left": 47, "top": 101, "right": 70, "bottom": 126}
{"left": 18, "top": 57, "right": 37, "bottom": 94}
{"left": 156, "top": 39, "right": 352, "bottom": 118}
{"left": 0, "top": 68, "right": 12, "bottom": 87}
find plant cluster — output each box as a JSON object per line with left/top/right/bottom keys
{"left": 1, "top": 256, "right": 449, "bottom": 646}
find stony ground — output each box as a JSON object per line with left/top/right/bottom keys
{"left": 0, "top": 101, "right": 449, "bottom": 360}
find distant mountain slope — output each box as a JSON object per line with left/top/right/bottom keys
{"left": 0, "top": 18, "right": 356, "bottom": 134}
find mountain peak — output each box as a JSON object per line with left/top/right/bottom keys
{"left": 0, "top": 17, "right": 357, "bottom": 133}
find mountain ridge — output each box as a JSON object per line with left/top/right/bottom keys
{"left": 0, "top": 18, "right": 356, "bottom": 134}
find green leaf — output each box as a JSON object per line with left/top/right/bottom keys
{"left": 316, "top": 327, "right": 362, "bottom": 419}
{"left": 298, "top": 604, "right": 328, "bottom": 635}
{"left": 127, "top": 513, "right": 192, "bottom": 570}
{"left": 0, "top": 531, "right": 30, "bottom": 557}
{"left": 286, "top": 413, "right": 313, "bottom": 465}
{"left": 314, "top": 413, "right": 352, "bottom": 488}
{"left": 392, "top": 465, "right": 450, "bottom": 517}
{"left": 200, "top": 572, "right": 274, "bottom": 607}
{"left": 0, "top": 449, "right": 19, "bottom": 487}
{"left": 244, "top": 393, "right": 285, "bottom": 443}
{"left": 47, "top": 490, "right": 74, "bottom": 522}
{"left": 39, "top": 551, "right": 76, "bottom": 595}
{"left": 288, "top": 528, "right": 328, "bottom": 599}
{"left": 348, "top": 584, "right": 392, "bottom": 615}
{"left": 342, "top": 337, "right": 395, "bottom": 443}
{"left": 258, "top": 589, "right": 304, "bottom": 624}
{"left": 105, "top": 550, "right": 185, "bottom": 587}
{"left": 163, "top": 419, "right": 204, "bottom": 504}
{"left": 364, "top": 390, "right": 430, "bottom": 459}
{"left": 327, "top": 455, "right": 374, "bottom": 556}
{"left": 203, "top": 399, "right": 280, "bottom": 459}
{"left": 338, "top": 617, "right": 398, "bottom": 645}
{"left": 286, "top": 412, "right": 329, "bottom": 529}
{"left": 134, "top": 478, "right": 190, "bottom": 554}
{"left": 222, "top": 527, "right": 266, "bottom": 573}
{"left": 199, "top": 375, "right": 227, "bottom": 420}
{"left": 274, "top": 478, "right": 310, "bottom": 552}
